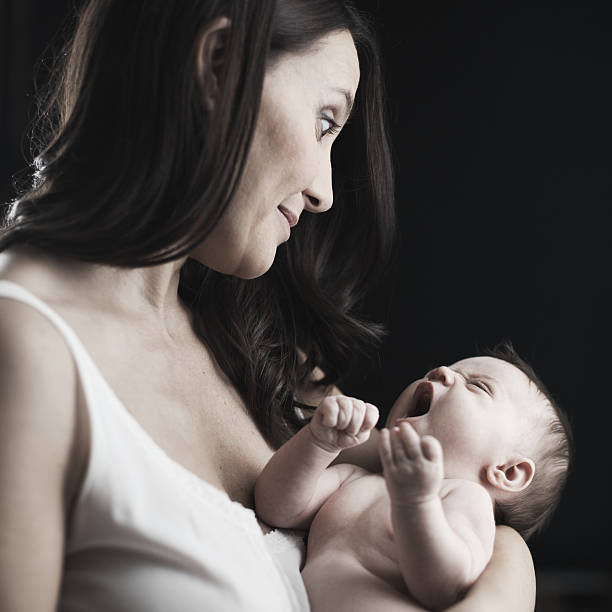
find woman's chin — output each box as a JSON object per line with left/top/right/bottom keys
{"left": 229, "top": 250, "right": 277, "bottom": 280}
{"left": 190, "top": 244, "right": 278, "bottom": 279}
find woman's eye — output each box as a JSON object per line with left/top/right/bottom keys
{"left": 319, "top": 115, "right": 340, "bottom": 138}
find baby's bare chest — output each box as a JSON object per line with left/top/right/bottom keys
{"left": 309, "top": 475, "right": 390, "bottom": 539}
{"left": 307, "top": 474, "right": 406, "bottom": 587}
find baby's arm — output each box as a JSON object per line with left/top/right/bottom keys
{"left": 255, "top": 397, "right": 378, "bottom": 529}
{"left": 379, "top": 422, "right": 495, "bottom": 612}
{"left": 334, "top": 426, "right": 382, "bottom": 472}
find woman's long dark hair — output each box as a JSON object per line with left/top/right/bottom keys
{"left": 1, "top": 0, "right": 395, "bottom": 448}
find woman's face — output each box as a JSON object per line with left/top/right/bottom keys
{"left": 192, "top": 29, "right": 360, "bottom": 278}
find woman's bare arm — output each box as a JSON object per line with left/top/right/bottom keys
{"left": 0, "top": 300, "right": 80, "bottom": 612}
{"left": 444, "top": 525, "right": 536, "bottom": 612}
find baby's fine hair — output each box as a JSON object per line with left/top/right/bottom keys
{"left": 482, "top": 340, "right": 573, "bottom": 540}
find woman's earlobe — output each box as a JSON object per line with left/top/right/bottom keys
{"left": 196, "top": 17, "right": 231, "bottom": 112}
{"left": 485, "top": 458, "right": 535, "bottom": 493}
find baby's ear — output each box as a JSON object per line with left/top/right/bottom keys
{"left": 485, "top": 457, "right": 535, "bottom": 493}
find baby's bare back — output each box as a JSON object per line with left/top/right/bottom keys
{"left": 303, "top": 473, "right": 427, "bottom": 612}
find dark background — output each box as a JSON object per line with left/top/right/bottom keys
{"left": 2, "top": 1, "right": 610, "bottom": 609}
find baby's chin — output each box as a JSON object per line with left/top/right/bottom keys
{"left": 394, "top": 417, "right": 410, "bottom": 424}
{"left": 382, "top": 413, "right": 401, "bottom": 429}
{"left": 384, "top": 399, "right": 409, "bottom": 427}
{"left": 385, "top": 417, "right": 424, "bottom": 433}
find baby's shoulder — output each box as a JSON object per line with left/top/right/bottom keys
{"left": 441, "top": 479, "right": 494, "bottom": 516}
{"left": 440, "top": 478, "right": 493, "bottom": 510}
{"left": 441, "top": 479, "right": 496, "bottom": 567}
{"left": 441, "top": 477, "right": 487, "bottom": 495}
{"left": 440, "top": 478, "right": 490, "bottom": 499}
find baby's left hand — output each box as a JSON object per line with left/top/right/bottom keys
{"left": 309, "top": 396, "right": 379, "bottom": 454}
{"left": 379, "top": 422, "right": 444, "bottom": 506}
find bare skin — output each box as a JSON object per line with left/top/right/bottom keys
{"left": 335, "top": 434, "right": 536, "bottom": 611}
{"left": 0, "top": 250, "right": 277, "bottom": 611}
{"left": 0, "top": 23, "right": 536, "bottom": 612}
{"left": 0, "top": 249, "right": 274, "bottom": 505}
{"left": 0, "top": 250, "right": 536, "bottom": 612}
{"left": 256, "top": 393, "right": 535, "bottom": 612}
{"left": 335, "top": 431, "right": 536, "bottom": 611}
{"left": 0, "top": 28, "right": 359, "bottom": 611}
{"left": 303, "top": 524, "right": 535, "bottom": 612}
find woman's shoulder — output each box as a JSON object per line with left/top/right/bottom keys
{"left": 0, "top": 246, "right": 84, "bottom": 302}
{"left": 0, "top": 281, "right": 86, "bottom": 603}
{"left": 0, "top": 250, "right": 82, "bottom": 457}
{"left": 0, "top": 269, "right": 86, "bottom": 491}
{"left": 0, "top": 285, "right": 79, "bottom": 420}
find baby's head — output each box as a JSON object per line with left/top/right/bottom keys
{"left": 386, "top": 341, "right": 572, "bottom": 540}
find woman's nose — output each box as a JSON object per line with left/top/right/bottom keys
{"left": 303, "top": 154, "right": 333, "bottom": 213}
{"left": 426, "top": 366, "right": 455, "bottom": 385}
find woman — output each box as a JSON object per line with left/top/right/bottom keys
{"left": 0, "top": 1, "right": 535, "bottom": 610}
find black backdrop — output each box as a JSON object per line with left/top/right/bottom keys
{"left": 2, "top": 0, "right": 610, "bottom": 593}
{"left": 347, "top": 1, "right": 611, "bottom": 578}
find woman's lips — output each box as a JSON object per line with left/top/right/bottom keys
{"left": 278, "top": 205, "right": 298, "bottom": 228}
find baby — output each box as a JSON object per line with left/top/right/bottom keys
{"left": 255, "top": 344, "right": 572, "bottom": 611}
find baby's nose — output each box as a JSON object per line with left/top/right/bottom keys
{"left": 426, "top": 366, "right": 455, "bottom": 386}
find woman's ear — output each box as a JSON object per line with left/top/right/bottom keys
{"left": 485, "top": 457, "right": 535, "bottom": 493}
{"left": 196, "top": 17, "right": 231, "bottom": 111}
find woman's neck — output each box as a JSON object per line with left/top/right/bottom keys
{"left": 0, "top": 246, "right": 190, "bottom": 330}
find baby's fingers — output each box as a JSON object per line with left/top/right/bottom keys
{"left": 379, "top": 428, "right": 393, "bottom": 469}
{"left": 420, "top": 435, "right": 443, "bottom": 464}
{"left": 379, "top": 426, "right": 411, "bottom": 468}
{"left": 317, "top": 397, "right": 340, "bottom": 428}
{"left": 344, "top": 398, "right": 366, "bottom": 435}
{"left": 395, "top": 421, "right": 422, "bottom": 459}
{"left": 336, "top": 396, "right": 355, "bottom": 431}
{"left": 362, "top": 403, "right": 379, "bottom": 433}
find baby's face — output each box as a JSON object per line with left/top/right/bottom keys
{"left": 386, "top": 356, "right": 543, "bottom": 479}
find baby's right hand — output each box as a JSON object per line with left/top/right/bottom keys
{"left": 379, "top": 421, "right": 444, "bottom": 506}
{"left": 309, "top": 396, "right": 379, "bottom": 454}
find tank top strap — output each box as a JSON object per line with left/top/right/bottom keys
{"left": 0, "top": 279, "right": 102, "bottom": 404}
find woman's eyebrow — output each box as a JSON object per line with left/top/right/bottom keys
{"left": 331, "top": 87, "right": 355, "bottom": 123}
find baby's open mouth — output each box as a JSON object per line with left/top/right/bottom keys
{"left": 410, "top": 381, "right": 433, "bottom": 417}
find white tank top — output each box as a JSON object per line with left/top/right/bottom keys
{"left": 0, "top": 280, "right": 310, "bottom": 612}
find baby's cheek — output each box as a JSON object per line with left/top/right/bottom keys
{"left": 386, "top": 387, "right": 414, "bottom": 426}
